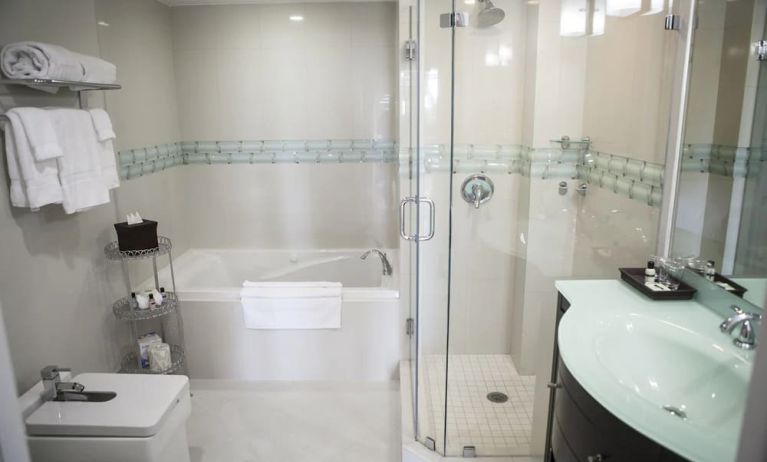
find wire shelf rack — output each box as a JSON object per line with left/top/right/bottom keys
{"left": 119, "top": 344, "right": 185, "bottom": 375}
{"left": 112, "top": 292, "right": 178, "bottom": 322}
{"left": 104, "top": 236, "right": 172, "bottom": 261}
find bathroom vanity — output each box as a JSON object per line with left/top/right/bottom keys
{"left": 545, "top": 280, "right": 754, "bottom": 462}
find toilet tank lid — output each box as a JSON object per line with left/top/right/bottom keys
{"left": 25, "top": 373, "right": 189, "bottom": 438}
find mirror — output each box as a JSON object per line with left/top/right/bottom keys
{"left": 672, "top": 0, "right": 766, "bottom": 309}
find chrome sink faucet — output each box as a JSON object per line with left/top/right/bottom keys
{"left": 41, "top": 365, "right": 85, "bottom": 401}
{"left": 720, "top": 305, "right": 761, "bottom": 350}
{"left": 361, "top": 249, "right": 393, "bottom": 276}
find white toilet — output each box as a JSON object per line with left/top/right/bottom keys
{"left": 19, "top": 372, "right": 191, "bottom": 462}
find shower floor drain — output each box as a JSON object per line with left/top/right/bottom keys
{"left": 486, "top": 392, "right": 508, "bottom": 403}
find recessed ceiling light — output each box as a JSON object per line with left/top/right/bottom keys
{"left": 97, "top": 21, "right": 110, "bottom": 26}
{"left": 289, "top": 15, "right": 304, "bottom": 22}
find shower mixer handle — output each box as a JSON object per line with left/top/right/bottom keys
{"left": 472, "top": 184, "right": 482, "bottom": 209}
{"left": 461, "top": 174, "right": 494, "bottom": 209}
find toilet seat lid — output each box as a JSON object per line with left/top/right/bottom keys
{"left": 26, "top": 373, "right": 189, "bottom": 438}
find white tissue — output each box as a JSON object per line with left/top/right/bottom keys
{"left": 126, "top": 211, "right": 143, "bottom": 225}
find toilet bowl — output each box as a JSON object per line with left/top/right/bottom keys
{"left": 19, "top": 373, "right": 191, "bottom": 462}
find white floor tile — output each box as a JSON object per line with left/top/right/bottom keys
{"left": 187, "top": 380, "right": 401, "bottom": 462}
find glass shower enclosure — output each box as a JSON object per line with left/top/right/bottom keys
{"left": 400, "top": 0, "right": 688, "bottom": 458}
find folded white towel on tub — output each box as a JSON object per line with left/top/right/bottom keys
{"left": 241, "top": 281, "right": 342, "bottom": 329}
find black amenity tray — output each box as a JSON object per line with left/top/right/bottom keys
{"left": 619, "top": 267, "right": 697, "bottom": 300}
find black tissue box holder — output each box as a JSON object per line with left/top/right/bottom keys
{"left": 114, "top": 219, "right": 159, "bottom": 251}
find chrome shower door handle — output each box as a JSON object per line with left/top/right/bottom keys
{"left": 400, "top": 197, "right": 435, "bottom": 241}
{"left": 420, "top": 198, "right": 435, "bottom": 241}
{"left": 400, "top": 197, "right": 418, "bottom": 241}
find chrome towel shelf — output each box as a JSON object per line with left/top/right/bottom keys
{"left": 0, "top": 78, "right": 121, "bottom": 109}
{"left": 0, "top": 78, "right": 121, "bottom": 90}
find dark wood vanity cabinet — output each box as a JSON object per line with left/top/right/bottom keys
{"left": 544, "top": 293, "right": 689, "bottom": 462}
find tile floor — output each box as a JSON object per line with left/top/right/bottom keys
{"left": 417, "top": 355, "right": 536, "bottom": 456}
{"left": 187, "top": 380, "right": 401, "bottom": 462}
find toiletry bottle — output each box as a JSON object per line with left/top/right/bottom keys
{"left": 148, "top": 293, "right": 156, "bottom": 309}
{"left": 130, "top": 292, "right": 137, "bottom": 309}
{"left": 705, "top": 261, "right": 716, "bottom": 281}
{"left": 645, "top": 260, "right": 656, "bottom": 283}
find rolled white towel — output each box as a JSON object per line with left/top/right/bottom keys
{"left": 1, "top": 41, "right": 116, "bottom": 84}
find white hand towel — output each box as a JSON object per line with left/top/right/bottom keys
{"left": 88, "top": 109, "right": 116, "bottom": 141}
{"left": 7, "top": 108, "right": 62, "bottom": 161}
{"left": 240, "top": 281, "right": 342, "bottom": 329}
{"left": 45, "top": 108, "right": 111, "bottom": 214}
{"left": 88, "top": 109, "right": 119, "bottom": 190}
{"left": 0, "top": 112, "right": 63, "bottom": 209}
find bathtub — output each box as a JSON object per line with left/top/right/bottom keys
{"left": 153, "top": 249, "right": 401, "bottom": 381}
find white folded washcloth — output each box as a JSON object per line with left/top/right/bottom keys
{"left": 45, "top": 108, "right": 111, "bottom": 214}
{"left": 88, "top": 109, "right": 116, "bottom": 141}
{"left": 88, "top": 109, "right": 119, "bottom": 190}
{"left": 1, "top": 41, "right": 116, "bottom": 86}
{"left": 0, "top": 111, "right": 63, "bottom": 209}
{"left": 7, "top": 107, "right": 63, "bottom": 161}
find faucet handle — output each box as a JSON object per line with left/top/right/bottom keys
{"left": 41, "top": 365, "right": 70, "bottom": 380}
{"left": 734, "top": 320, "right": 758, "bottom": 350}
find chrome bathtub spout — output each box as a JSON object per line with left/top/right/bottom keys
{"left": 361, "top": 249, "right": 393, "bottom": 276}
{"left": 720, "top": 305, "right": 761, "bottom": 350}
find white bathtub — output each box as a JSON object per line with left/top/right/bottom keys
{"left": 154, "top": 249, "right": 402, "bottom": 381}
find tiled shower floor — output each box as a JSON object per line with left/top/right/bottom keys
{"left": 417, "top": 354, "right": 536, "bottom": 456}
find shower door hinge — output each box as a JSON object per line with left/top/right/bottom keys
{"left": 424, "top": 437, "right": 437, "bottom": 451}
{"left": 404, "top": 40, "right": 417, "bottom": 61}
{"left": 440, "top": 12, "right": 468, "bottom": 28}
{"left": 406, "top": 317, "right": 415, "bottom": 336}
{"left": 755, "top": 40, "right": 767, "bottom": 61}
{"left": 664, "top": 14, "right": 680, "bottom": 30}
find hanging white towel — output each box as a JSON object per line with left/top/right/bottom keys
{"left": 45, "top": 108, "right": 111, "bottom": 214}
{"left": 7, "top": 108, "right": 62, "bottom": 161}
{"left": 88, "top": 109, "right": 119, "bottom": 190}
{"left": 240, "top": 281, "right": 342, "bottom": 330}
{"left": 0, "top": 41, "right": 116, "bottom": 85}
{"left": 0, "top": 111, "right": 63, "bottom": 209}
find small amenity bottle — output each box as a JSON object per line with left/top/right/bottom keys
{"left": 644, "top": 260, "right": 656, "bottom": 283}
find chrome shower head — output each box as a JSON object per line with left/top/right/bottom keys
{"left": 476, "top": 0, "right": 505, "bottom": 27}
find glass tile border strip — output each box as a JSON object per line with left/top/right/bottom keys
{"left": 680, "top": 143, "right": 763, "bottom": 178}
{"left": 117, "top": 139, "right": 398, "bottom": 180}
{"left": 578, "top": 150, "right": 665, "bottom": 207}
{"left": 117, "top": 139, "right": 672, "bottom": 207}
{"left": 407, "top": 145, "right": 666, "bottom": 207}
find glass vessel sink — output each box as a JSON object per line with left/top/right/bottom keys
{"left": 556, "top": 280, "right": 755, "bottom": 462}
{"left": 594, "top": 313, "right": 750, "bottom": 429}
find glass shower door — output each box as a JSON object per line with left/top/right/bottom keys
{"left": 406, "top": 0, "right": 455, "bottom": 454}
